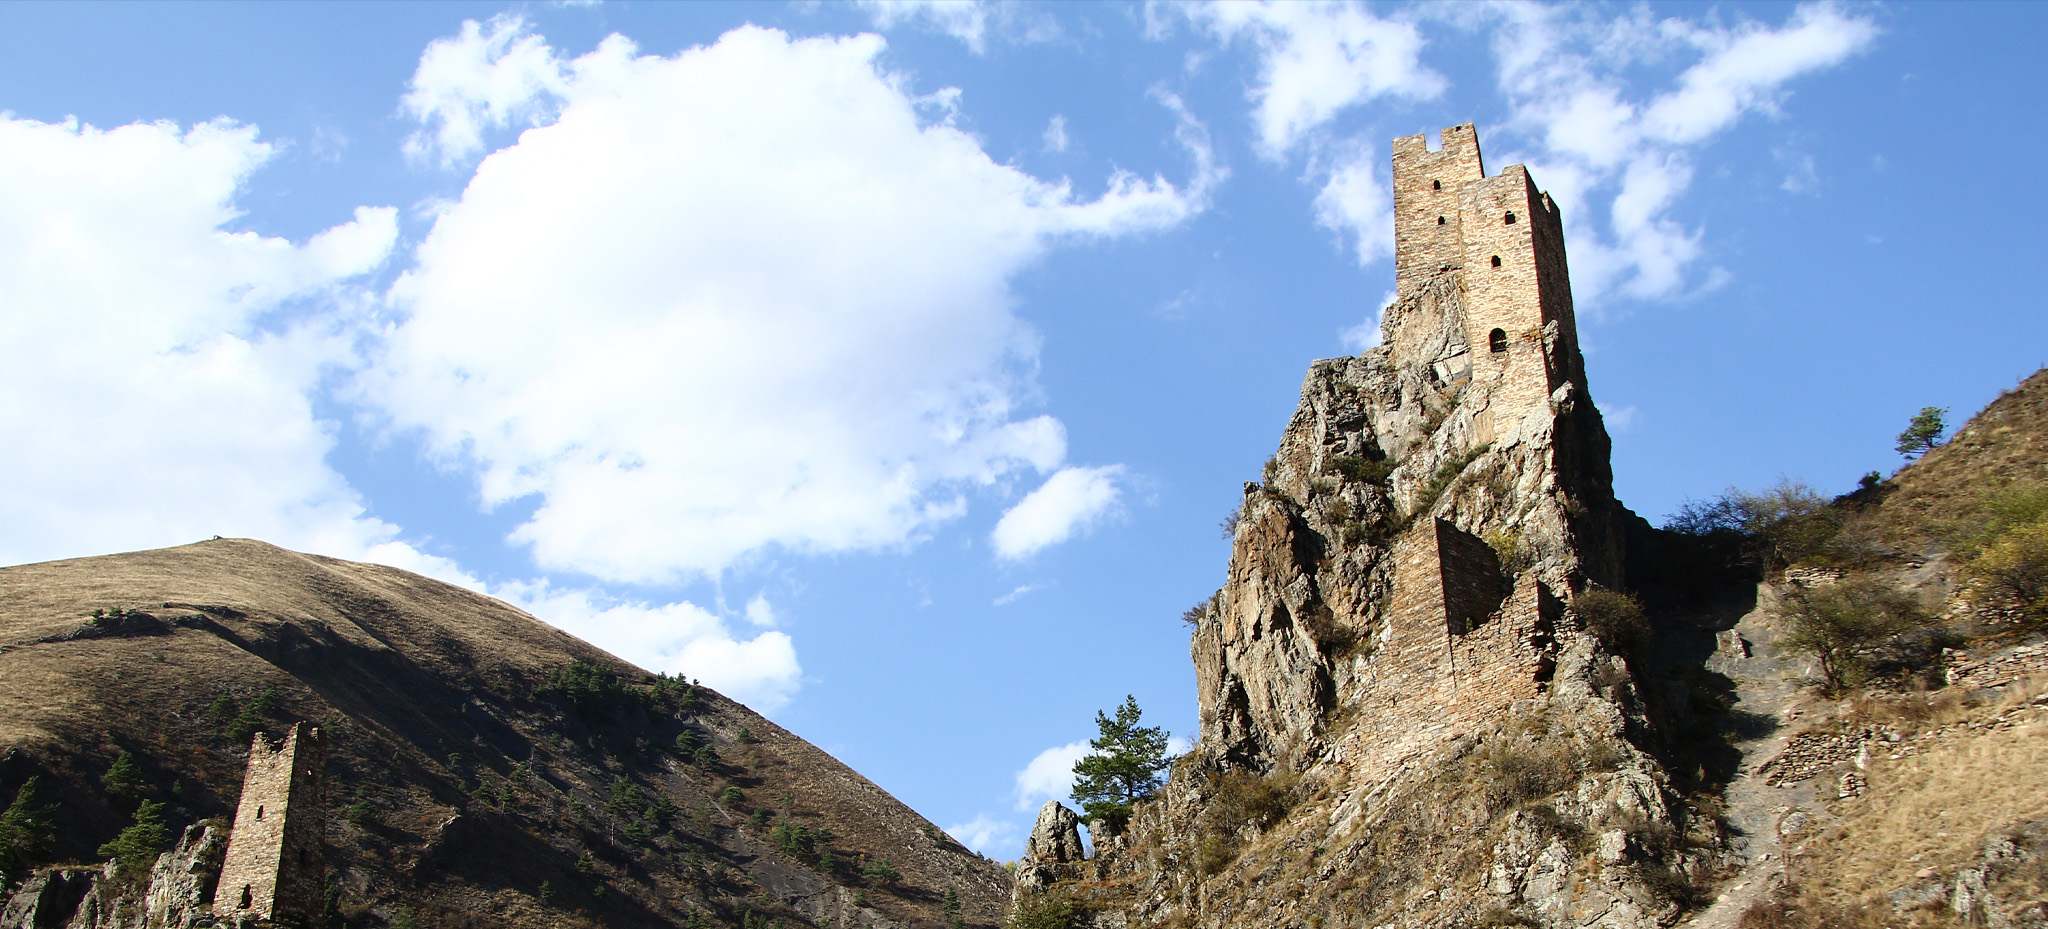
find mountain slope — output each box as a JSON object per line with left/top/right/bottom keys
{"left": 0, "top": 539, "right": 1007, "bottom": 928}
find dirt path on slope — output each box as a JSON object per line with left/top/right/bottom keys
{"left": 1681, "top": 588, "right": 1829, "bottom": 929}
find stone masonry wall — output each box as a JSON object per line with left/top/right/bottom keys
{"left": 1392, "top": 124, "right": 1485, "bottom": 300}
{"left": 213, "top": 722, "right": 326, "bottom": 921}
{"left": 1392, "top": 123, "right": 1586, "bottom": 447}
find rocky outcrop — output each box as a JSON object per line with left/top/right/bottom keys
{"left": 1024, "top": 802, "right": 1085, "bottom": 865}
{"left": 0, "top": 822, "right": 227, "bottom": 929}
{"left": 1032, "top": 124, "right": 1709, "bottom": 929}
{"left": 1013, "top": 801, "right": 1089, "bottom": 898}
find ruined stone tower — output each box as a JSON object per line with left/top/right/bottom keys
{"left": 213, "top": 722, "right": 326, "bottom": 922}
{"left": 1063, "top": 124, "right": 1673, "bottom": 929}
{"left": 1392, "top": 122, "right": 1584, "bottom": 444}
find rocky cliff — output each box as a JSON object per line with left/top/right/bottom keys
{"left": 1015, "top": 126, "right": 1714, "bottom": 929}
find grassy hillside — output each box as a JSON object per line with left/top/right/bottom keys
{"left": 1707, "top": 367, "right": 2048, "bottom": 928}
{"left": 0, "top": 540, "right": 1007, "bottom": 928}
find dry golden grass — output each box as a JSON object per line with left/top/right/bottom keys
{"left": 0, "top": 539, "right": 1010, "bottom": 928}
{"left": 1782, "top": 678, "right": 2048, "bottom": 923}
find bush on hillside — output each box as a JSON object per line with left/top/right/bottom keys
{"left": 1778, "top": 578, "right": 1932, "bottom": 692}
{"left": 1967, "top": 520, "right": 2048, "bottom": 622}
{"left": 1574, "top": 589, "right": 1649, "bottom": 655}
{"left": 1665, "top": 480, "right": 1842, "bottom": 573}
{"left": 1006, "top": 890, "right": 1078, "bottom": 929}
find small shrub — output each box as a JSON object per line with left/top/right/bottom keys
{"left": 1778, "top": 578, "right": 1932, "bottom": 692}
{"left": 1219, "top": 504, "right": 1242, "bottom": 539}
{"left": 1006, "top": 890, "right": 1077, "bottom": 929}
{"left": 540, "top": 661, "right": 642, "bottom": 718}
{"left": 0, "top": 777, "right": 56, "bottom": 878}
{"left": 1965, "top": 518, "right": 2048, "bottom": 622}
{"left": 1193, "top": 834, "right": 1236, "bottom": 875}
{"left": 1397, "top": 444, "right": 1490, "bottom": 531}
{"left": 1484, "top": 528, "right": 1535, "bottom": 575}
{"left": 1574, "top": 589, "right": 1649, "bottom": 655}
{"left": 1476, "top": 903, "right": 1543, "bottom": 928}
{"left": 1328, "top": 454, "right": 1392, "bottom": 485}
{"left": 1199, "top": 769, "right": 1298, "bottom": 837}
{"left": 223, "top": 688, "right": 279, "bottom": 744}
{"left": 1664, "top": 480, "right": 1841, "bottom": 572}
{"left": 1478, "top": 743, "right": 1574, "bottom": 811}
{"left": 345, "top": 791, "right": 372, "bottom": 827}
{"left": 723, "top": 786, "right": 744, "bottom": 805}
{"left": 1636, "top": 861, "right": 1712, "bottom": 910}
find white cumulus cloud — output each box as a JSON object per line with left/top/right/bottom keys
{"left": 0, "top": 109, "right": 814, "bottom": 711}
{"left": 945, "top": 814, "right": 1020, "bottom": 856}
{"left": 1015, "top": 739, "right": 1090, "bottom": 811}
{"left": 400, "top": 14, "right": 589, "bottom": 165}
{"left": 1314, "top": 140, "right": 1395, "bottom": 266}
{"left": 0, "top": 114, "right": 417, "bottom": 570}
{"left": 992, "top": 465, "right": 1125, "bottom": 560}
{"left": 856, "top": 0, "right": 1060, "bottom": 54}
{"left": 1488, "top": 1, "right": 1879, "bottom": 305}
{"left": 371, "top": 23, "right": 1207, "bottom": 584}
{"left": 502, "top": 583, "right": 801, "bottom": 711}
{"left": 1177, "top": 0, "right": 1445, "bottom": 159}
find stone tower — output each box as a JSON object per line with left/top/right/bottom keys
{"left": 213, "top": 722, "right": 326, "bottom": 922}
{"left": 1392, "top": 122, "right": 1584, "bottom": 443}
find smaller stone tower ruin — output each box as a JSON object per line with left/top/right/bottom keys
{"left": 213, "top": 722, "right": 326, "bottom": 922}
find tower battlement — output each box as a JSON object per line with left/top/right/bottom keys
{"left": 213, "top": 722, "right": 326, "bottom": 922}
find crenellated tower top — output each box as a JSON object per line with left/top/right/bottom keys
{"left": 1390, "top": 123, "right": 1585, "bottom": 439}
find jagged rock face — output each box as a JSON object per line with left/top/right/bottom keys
{"left": 1014, "top": 801, "right": 1092, "bottom": 899}
{"left": 1064, "top": 129, "right": 1701, "bottom": 928}
{"left": 1189, "top": 272, "right": 1627, "bottom": 782}
{"left": 1024, "top": 801, "right": 1085, "bottom": 865}
{"left": 0, "top": 822, "right": 227, "bottom": 929}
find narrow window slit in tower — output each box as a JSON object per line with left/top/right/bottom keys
{"left": 1432, "top": 180, "right": 1441, "bottom": 190}
{"left": 1491, "top": 256, "right": 1502, "bottom": 268}
{"left": 1489, "top": 329, "right": 1508, "bottom": 353}
{"left": 1437, "top": 216, "right": 1446, "bottom": 225}
{"left": 1504, "top": 212, "right": 1517, "bottom": 224}
{"left": 240, "top": 886, "right": 253, "bottom": 909}
{"left": 255, "top": 805, "right": 263, "bottom": 820}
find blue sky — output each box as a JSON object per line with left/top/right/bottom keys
{"left": 3, "top": 1, "right": 2043, "bottom": 858}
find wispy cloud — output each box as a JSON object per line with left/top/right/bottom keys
{"left": 1488, "top": 1, "right": 1879, "bottom": 306}
{"left": 993, "top": 584, "right": 1044, "bottom": 606}
{"left": 945, "top": 814, "right": 1019, "bottom": 856}
{"left": 992, "top": 466, "right": 1125, "bottom": 560}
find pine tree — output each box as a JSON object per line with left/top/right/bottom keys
{"left": 862, "top": 856, "right": 900, "bottom": 886}
{"left": 101, "top": 751, "right": 144, "bottom": 803}
{"left": 97, "top": 799, "right": 168, "bottom": 874}
{"left": 1069, "top": 695, "right": 1171, "bottom": 832}
{"left": 0, "top": 777, "right": 57, "bottom": 880}
{"left": 1896, "top": 406, "right": 1948, "bottom": 458}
